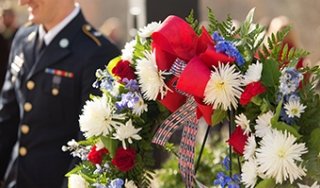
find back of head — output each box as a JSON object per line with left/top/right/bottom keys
{"left": 2, "top": 9, "right": 16, "bottom": 28}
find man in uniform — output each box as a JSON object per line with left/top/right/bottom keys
{"left": 0, "top": 0, "right": 120, "bottom": 187}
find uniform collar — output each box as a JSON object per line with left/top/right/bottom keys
{"left": 38, "top": 3, "right": 80, "bottom": 46}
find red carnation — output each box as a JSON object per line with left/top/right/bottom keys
{"left": 112, "top": 147, "right": 136, "bottom": 172}
{"left": 227, "top": 126, "right": 248, "bottom": 155}
{"left": 240, "top": 81, "right": 266, "bottom": 105}
{"left": 88, "top": 145, "right": 109, "bottom": 164}
{"left": 112, "top": 60, "right": 136, "bottom": 81}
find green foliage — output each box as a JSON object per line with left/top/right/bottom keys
{"left": 211, "top": 108, "right": 227, "bottom": 126}
{"left": 185, "top": 9, "right": 201, "bottom": 35}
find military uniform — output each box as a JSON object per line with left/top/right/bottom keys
{"left": 0, "top": 11, "right": 120, "bottom": 188}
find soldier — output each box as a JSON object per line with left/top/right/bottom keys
{"left": 0, "top": 0, "right": 120, "bottom": 187}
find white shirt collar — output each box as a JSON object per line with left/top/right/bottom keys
{"left": 38, "top": 3, "right": 80, "bottom": 45}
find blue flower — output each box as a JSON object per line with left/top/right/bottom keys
{"left": 279, "top": 68, "right": 303, "bottom": 95}
{"left": 123, "top": 78, "right": 140, "bottom": 92}
{"left": 213, "top": 172, "right": 229, "bottom": 187}
{"left": 222, "top": 156, "right": 230, "bottom": 171}
{"left": 115, "top": 92, "right": 140, "bottom": 112}
{"left": 212, "top": 32, "right": 245, "bottom": 67}
{"left": 108, "top": 178, "right": 124, "bottom": 188}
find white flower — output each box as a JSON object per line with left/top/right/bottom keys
{"left": 244, "top": 135, "right": 257, "bottom": 160}
{"left": 204, "top": 63, "right": 243, "bottom": 111}
{"left": 121, "top": 39, "right": 136, "bottom": 63}
{"left": 242, "top": 61, "right": 263, "bottom": 85}
{"left": 256, "top": 130, "right": 308, "bottom": 184}
{"left": 235, "top": 113, "right": 251, "bottom": 135}
{"left": 136, "top": 51, "right": 170, "bottom": 100}
{"left": 68, "top": 174, "right": 89, "bottom": 188}
{"left": 284, "top": 100, "right": 306, "bottom": 118}
{"left": 112, "top": 119, "right": 142, "bottom": 149}
{"left": 138, "top": 21, "right": 161, "bottom": 38}
{"left": 241, "top": 158, "right": 258, "bottom": 188}
{"left": 79, "top": 95, "right": 126, "bottom": 138}
{"left": 125, "top": 179, "right": 138, "bottom": 188}
{"left": 132, "top": 94, "right": 148, "bottom": 116}
{"left": 255, "top": 111, "right": 274, "bottom": 138}
{"left": 298, "top": 181, "right": 320, "bottom": 188}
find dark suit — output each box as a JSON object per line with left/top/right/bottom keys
{"left": 0, "top": 11, "right": 120, "bottom": 188}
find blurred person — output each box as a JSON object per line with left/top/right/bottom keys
{"left": 266, "top": 16, "right": 304, "bottom": 68}
{"left": 0, "top": 0, "right": 120, "bottom": 188}
{"left": 0, "top": 9, "right": 18, "bottom": 91}
{"left": 1, "top": 8, "right": 18, "bottom": 48}
{"left": 99, "top": 17, "right": 124, "bottom": 48}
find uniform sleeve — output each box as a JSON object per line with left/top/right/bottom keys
{"left": 0, "top": 52, "right": 20, "bottom": 180}
{"left": 79, "top": 41, "right": 120, "bottom": 109}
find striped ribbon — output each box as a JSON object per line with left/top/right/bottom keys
{"left": 152, "top": 98, "right": 198, "bottom": 187}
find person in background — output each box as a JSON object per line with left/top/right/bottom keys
{"left": 1, "top": 9, "right": 18, "bottom": 47}
{"left": 0, "top": 9, "right": 18, "bottom": 91}
{"left": 0, "top": 0, "right": 120, "bottom": 187}
{"left": 266, "top": 16, "right": 305, "bottom": 68}
{"left": 99, "top": 17, "right": 124, "bottom": 48}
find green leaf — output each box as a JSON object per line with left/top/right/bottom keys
{"left": 100, "top": 136, "right": 118, "bottom": 157}
{"left": 211, "top": 108, "right": 227, "bottom": 126}
{"left": 256, "top": 178, "right": 276, "bottom": 188}
{"left": 271, "top": 121, "right": 302, "bottom": 138}
{"left": 261, "top": 59, "right": 281, "bottom": 88}
{"left": 310, "top": 128, "right": 320, "bottom": 152}
{"left": 245, "top": 7, "right": 255, "bottom": 25}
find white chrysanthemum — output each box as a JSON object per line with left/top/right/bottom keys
{"left": 79, "top": 95, "right": 126, "bottom": 138}
{"left": 204, "top": 63, "right": 243, "bottom": 111}
{"left": 121, "top": 39, "right": 136, "bottom": 62}
{"left": 256, "top": 130, "right": 308, "bottom": 184}
{"left": 136, "top": 51, "right": 170, "bottom": 100}
{"left": 68, "top": 174, "right": 89, "bottom": 188}
{"left": 284, "top": 100, "right": 306, "bottom": 118}
{"left": 112, "top": 119, "right": 142, "bottom": 149}
{"left": 138, "top": 21, "right": 161, "bottom": 38}
{"left": 235, "top": 113, "right": 251, "bottom": 135}
{"left": 255, "top": 111, "right": 274, "bottom": 138}
{"left": 242, "top": 61, "right": 263, "bottom": 85}
{"left": 125, "top": 179, "right": 138, "bottom": 188}
{"left": 298, "top": 181, "right": 320, "bottom": 188}
{"left": 244, "top": 135, "right": 257, "bottom": 160}
{"left": 132, "top": 94, "right": 148, "bottom": 116}
{"left": 241, "top": 158, "right": 258, "bottom": 188}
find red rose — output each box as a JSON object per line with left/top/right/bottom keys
{"left": 112, "top": 60, "right": 136, "bottom": 81}
{"left": 240, "top": 81, "right": 266, "bottom": 105}
{"left": 112, "top": 147, "right": 136, "bottom": 172}
{"left": 88, "top": 145, "right": 109, "bottom": 164}
{"left": 227, "top": 126, "right": 248, "bottom": 155}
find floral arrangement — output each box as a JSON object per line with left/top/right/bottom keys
{"left": 62, "top": 21, "right": 169, "bottom": 188}
{"left": 64, "top": 7, "right": 320, "bottom": 188}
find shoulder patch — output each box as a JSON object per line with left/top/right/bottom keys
{"left": 82, "top": 24, "right": 102, "bottom": 46}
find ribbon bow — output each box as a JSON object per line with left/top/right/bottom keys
{"left": 151, "top": 16, "right": 235, "bottom": 187}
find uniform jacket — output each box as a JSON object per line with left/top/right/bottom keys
{"left": 0, "top": 11, "right": 120, "bottom": 188}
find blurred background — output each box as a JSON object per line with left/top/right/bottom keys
{"left": 1, "top": 0, "right": 320, "bottom": 64}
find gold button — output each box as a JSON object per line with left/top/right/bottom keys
{"left": 52, "top": 88, "right": 59, "bottom": 96}
{"left": 19, "top": 147, "right": 27, "bottom": 156}
{"left": 21, "top": 124, "right": 30, "bottom": 134}
{"left": 85, "top": 25, "right": 91, "bottom": 30}
{"left": 26, "top": 80, "right": 35, "bottom": 90}
{"left": 24, "top": 102, "right": 32, "bottom": 112}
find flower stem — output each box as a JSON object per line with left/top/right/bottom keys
{"left": 228, "top": 109, "right": 235, "bottom": 177}
{"left": 195, "top": 125, "right": 211, "bottom": 174}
